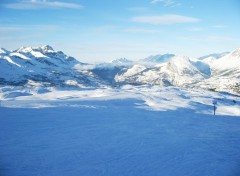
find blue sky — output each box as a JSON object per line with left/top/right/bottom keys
{"left": 0, "top": 0, "right": 239, "bottom": 62}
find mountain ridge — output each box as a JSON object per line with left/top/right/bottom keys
{"left": 0, "top": 45, "right": 239, "bottom": 94}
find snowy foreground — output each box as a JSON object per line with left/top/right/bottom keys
{"left": 0, "top": 86, "right": 240, "bottom": 176}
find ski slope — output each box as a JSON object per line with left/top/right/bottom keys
{"left": 0, "top": 86, "right": 240, "bottom": 176}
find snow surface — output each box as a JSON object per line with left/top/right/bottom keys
{"left": 1, "top": 86, "right": 239, "bottom": 116}
{"left": 10, "top": 52, "right": 31, "bottom": 60}
{"left": 0, "top": 86, "right": 240, "bottom": 176}
{"left": 2, "top": 56, "right": 21, "bottom": 67}
{"left": 1, "top": 45, "right": 240, "bottom": 175}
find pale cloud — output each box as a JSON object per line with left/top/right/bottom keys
{"left": 151, "top": 0, "right": 181, "bottom": 7}
{"left": 3, "top": 0, "right": 83, "bottom": 10}
{"left": 95, "top": 25, "right": 118, "bottom": 31}
{"left": 187, "top": 27, "right": 203, "bottom": 32}
{"left": 92, "top": 25, "right": 118, "bottom": 34}
{"left": 178, "top": 35, "right": 237, "bottom": 42}
{"left": 212, "top": 25, "right": 226, "bottom": 28}
{"left": 0, "top": 25, "right": 59, "bottom": 32}
{"left": 206, "top": 36, "right": 237, "bottom": 42}
{"left": 0, "top": 34, "right": 46, "bottom": 41}
{"left": 124, "top": 28, "right": 161, "bottom": 34}
{"left": 132, "top": 14, "right": 199, "bottom": 25}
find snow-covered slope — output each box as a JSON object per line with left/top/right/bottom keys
{"left": 211, "top": 48, "right": 240, "bottom": 75}
{"left": 115, "top": 56, "right": 210, "bottom": 87}
{"left": 197, "top": 48, "right": 240, "bottom": 93}
{"left": 91, "top": 63, "right": 130, "bottom": 85}
{"left": 0, "top": 45, "right": 103, "bottom": 87}
{"left": 115, "top": 49, "right": 240, "bottom": 94}
{"left": 1, "top": 85, "right": 240, "bottom": 176}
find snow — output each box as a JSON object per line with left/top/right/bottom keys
{"left": 1, "top": 86, "right": 239, "bottom": 115}
{"left": 120, "top": 65, "right": 146, "bottom": 77}
{"left": 141, "top": 53, "right": 175, "bottom": 63}
{"left": 211, "top": 48, "right": 240, "bottom": 72}
{"left": 0, "top": 86, "right": 240, "bottom": 176}
{"left": 0, "top": 48, "right": 9, "bottom": 55}
{"left": 192, "top": 60, "right": 211, "bottom": 77}
{"left": 40, "top": 45, "right": 54, "bottom": 53}
{"left": 231, "top": 48, "right": 240, "bottom": 57}
{"left": 2, "top": 56, "right": 21, "bottom": 67}
{"left": 198, "top": 52, "right": 230, "bottom": 60}
{"left": 217, "top": 105, "right": 240, "bottom": 116}
{"left": 65, "top": 80, "right": 80, "bottom": 87}
{"left": 15, "top": 46, "right": 28, "bottom": 53}
{"left": 1, "top": 45, "right": 240, "bottom": 175}
{"left": 10, "top": 52, "right": 30, "bottom": 60}
{"left": 110, "top": 58, "right": 133, "bottom": 65}
{"left": 168, "top": 56, "right": 198, "bottom": 75}
{"left": 1, "top": 45, "right": 240, "bottom": 94}
{"left": 115, "top": 56, "right": 209, "bottom": 86}
{"left": 0, "top": 45, "right": 106, "bottom": 87}
{"left": 26, "top": 80, "right": 44, "bottom": 87}
{"left": 30, "top": 50, "right": 48, "bottom": 58}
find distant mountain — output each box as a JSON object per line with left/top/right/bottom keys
{"left": 198, "top": 52, "right": 229, "bottom": 60}
{"left": 110, "top": 58, "right": 133, "bottom": 65}
{"left": 115, "top": 56, "right": 208, "bottom": 86}
{"left": 0, "top": 48, "right": 10, "bottom": 55}
{"left": 0, "top": 45, "right": 239, "bottom": 94}
{"left": 91, "top": 63, "right": 129, "bottom": 85}
{"left": 141, "top": 54, "right": 175, "bottom": 63}
{"left": 115, "top": 49, "right": 240, "bottom": 94}
{"left": 0, "top": 45, "right": 103, "bottom": 87}
{"left": 196, "top": 48, "right": 240, "bottom": 93}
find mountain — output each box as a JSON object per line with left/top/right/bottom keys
{"left": 115, "top": 49, "right": 240, "bottom": 94}
{"left": 211, "top": 48, "right": 240, "bottom": 74}
{"left": 90, "top": 63, "right": 129, "bottom": 86}
{"left": 196, "top": 48, "right": 240, "bottom": 93}
{"left": 110, "top": 58, "right": 133, "bottom": 65}
{"left": 115, "top": 56, "right": 209, "bottom": 86}
{"left": 0, "top": 48, "right": 10, "bottom": 55}
{"left": 0, "top": 45, "right": 103, "bottom": 87}
{"left": 198, "top": 52, "right": 230, "bottom": 60}
{"left": 141, "top": 54, "right": 175, "bottom": 63}
{"left": 0, "top": 45, "right": 239, "bottom": 94}
{"left": 82, "top": 58, "right": 134, "bottom": 86}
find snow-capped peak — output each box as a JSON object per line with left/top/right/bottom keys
{"left": 167, "top": 55, "right": 202, "bottom": 75}
{"left": 168, "top": 55, "right": 191, "bottom": 67}
{"left": 124, "top": 64, "right": 146, "bottom": 76}
{"left": 142, "top": 53, "right": 175, "bottom": 63}
{"left": 110, "top": 58, "right": 132, "bottom": 64}
{"left": 16, "top": 45, "right": 55, "bottom": 54}
{"left": 230, "top": 48, "right": 240, "bottom": 57}
{"left": 40, "top": 45, "right": 54, "bottom": 53}
{"left": 16, "top": 46, "right": 33, "bottom": 53}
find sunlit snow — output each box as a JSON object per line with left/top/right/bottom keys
{"left": 0, "top": 86, "right": 240, "bottom": 176}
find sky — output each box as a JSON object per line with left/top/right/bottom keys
{"left": 0, "top": 0, "right": 240, "bottom": 63}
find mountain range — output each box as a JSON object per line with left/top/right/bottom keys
{"left": 0, "top": 45, "right": 239, "bottom": 94}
